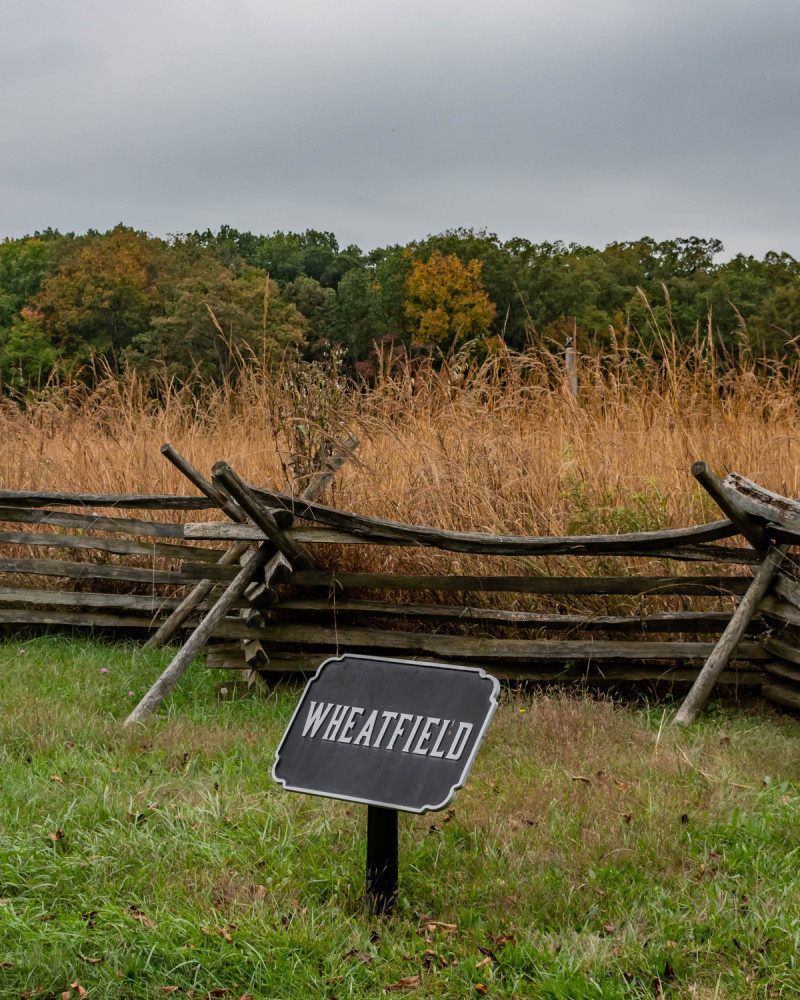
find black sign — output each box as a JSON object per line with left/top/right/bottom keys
{"left": 272, "top": 654, "right": 500, "bottom": 813}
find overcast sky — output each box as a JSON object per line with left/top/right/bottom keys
{"left": 2, "top": 0, "right": 799, "bottom": 258}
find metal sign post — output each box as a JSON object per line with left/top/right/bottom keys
{"left": 273, "top": 654, "right": 500, "bottom": 914}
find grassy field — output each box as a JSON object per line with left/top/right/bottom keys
{"left": 1, "top": 636, "right": 800, "bottom": 999}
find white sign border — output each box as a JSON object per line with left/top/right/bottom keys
{"left": 272, "top": 654, "right": 501, "bottom": 814}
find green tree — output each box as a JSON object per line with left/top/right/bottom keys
{"left": 282, "top": 275, "right": 336, "bottom": 356}
{"left": 125, "top": 263, "right": 305, "bottom": 382}
{"left": 750, "top": 279, "right": 800, "bottom": 355}
{"left": 0, "top": 307, "right": 60, "bottom": 389}
{"left": 0, "top": 238, "right": 53, "bottom": 328}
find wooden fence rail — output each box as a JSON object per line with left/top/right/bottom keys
{"left": 1, "top": 457, "right": 800, "bottom": 722}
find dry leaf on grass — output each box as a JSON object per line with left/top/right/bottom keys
{"left": 161, "top": 989, "right": 180, "bottom": 996}
{"left": 475, "top": 985, "right": 489, "bottom": 995}
{"left": 71, "top": 984, "right": 87, "bottom": 999}
{"left": 0, "top": 961, "right": 12, "bottom": 968}
{"left": 127, "top": 906, "right": 154, "bottom": 928}
{"left": 384, "top": 975, "right": 422, "bottom": 991}
{"left": 47, "top": 830, "right": 64, "bottom": 841}
{"left": 49, "top": 775, "right": 63, "bottom": 784}
{"left": 476, "top": 956, "right": 491, "bottom": 970}
{"left": 425, "top": 921, "right": 457, "bottom": 933}
{"left": 62, "top": 992, "right": 72, "bottom": 1000}
{"left": 78, "top": 954, "right": 101, "bottom": 964}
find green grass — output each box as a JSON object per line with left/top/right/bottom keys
{"left": 1, "top": 637, "right": 800, "bottom": 998}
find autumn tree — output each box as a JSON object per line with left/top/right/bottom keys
{"left": 124, "top": 262, "right": 306, "bottom": 382}
{"left": 33, "top": 225, "right": 166, "bottom": 365}
{"left": 404, "top": 250, "right": 496, "bottom": 350}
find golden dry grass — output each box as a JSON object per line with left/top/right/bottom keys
{"left": 2, "top": 342, "right": 798, "bottom": 616}
{"left": 2, "top": 344, "right": 798, "bottom": 527}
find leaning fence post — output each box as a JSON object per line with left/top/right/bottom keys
{"left": 144, "top": 447, "right": 255, "bottom": 650}
{"left": 674, "top": 544, "right": 787, "bottom": 725}
{"left": 692, "top": 462, "right": 768, "bottom": 551}
{"left": 125, "top": 547, "right": 292, "bottom": 725}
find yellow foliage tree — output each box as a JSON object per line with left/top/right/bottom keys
{"left": 404, "top": 251, "right": 496, "bottom": 349}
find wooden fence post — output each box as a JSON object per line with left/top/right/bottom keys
{"left": 125, "top": 548, "right": 291, "bottom": 725}
{"left": 674, "top": 544, "right": 787, "bottom": 724}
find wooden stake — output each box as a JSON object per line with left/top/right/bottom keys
{"left": 674, "top": 544, "right": 787, "bottom": 725}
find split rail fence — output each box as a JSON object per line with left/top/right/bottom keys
{"left": 1, "top": 445, "right": 800, "bottom": 722}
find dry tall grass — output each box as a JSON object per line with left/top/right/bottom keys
{"left": 3, "top": 339, "right": 799, "bottom": 619}
{"left": 3, "top": 341, "right": 798, "bottom": 531}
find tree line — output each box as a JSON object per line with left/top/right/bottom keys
{"left": 1, "top": 223, "right": 798, "bottom": 388}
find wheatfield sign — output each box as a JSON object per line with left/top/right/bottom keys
{"left": 273, "top": 654, "right": 500, "bottom": 813}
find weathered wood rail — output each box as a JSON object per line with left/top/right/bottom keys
{"left": 1, "top": 452, "right": 800, "bottom": 722}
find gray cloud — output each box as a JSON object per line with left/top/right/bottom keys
{"left": 2, "top": 0, "right": 799, "bottom": 257}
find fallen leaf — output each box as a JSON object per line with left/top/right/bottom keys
{"left": 476, "top": 956, "right": 491, "bottom": 969}
{"left": 161, "top": 989, "right": 180, "bottom": 995}
{"left": 571, "top": 775, "right": 590, "bottom": 784}
{"left": 47, "top": 830, "right": 64, "bottom": 842}
{"left": 49, "top": 775, "right": 63, "bottom": 784}
{"left": 488, "top": 933, "right": 516, "bottom": 947}
{"left": 478, "top": 946, "right": 499, "bottom": 962}
{"left": 78, "top": 954, "right": 101, "bottom": 964}
{"left": 385, "top": 975, "right": 422, "bottom": 991}
{"left": 614, "top": 780, "right": 630, "bottom": 790}
{"left": 427, "top": 921, "right": 458, "bottom": 933}
{"left": 709, "top": 851, "right": 722, "bottom": 860}
{"left": 0, "top": 961, "right": 12, "bottom": 968}
{"left": 603, "top": 922, "right": 616, "bottom": 934}
{"left": 127, "top": 906, "right": 154, "bottom": 928}
{"left": 475, "top": 985, "right": 488, "bottom": 995}
{"left": 237, "top": 995, "right": 253, "bottom": 1000}
{"left": 443, "top": 808, "right": 455, "bottom": 823}
{"left": 62, "top": 992, "right": 71, "bottom": 1000}
{"left": 71, "top": 985, "right": 87, "bottom": 999}
{"left": 622, "top": 812, "right": 632, "bottom": 824}
{"left": 220, "top": 926, "right": 233, "bottom": 943}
